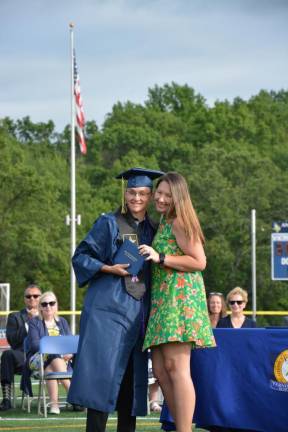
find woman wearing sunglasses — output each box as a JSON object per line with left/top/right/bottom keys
{"left": 206, "top": 288, "right": 257, "bottom": 432}
{"left": 217, "top": 287, "right": 256, "bottom": 328}
{"left": 27, "top": 291, "right": 72, "bottom": 414}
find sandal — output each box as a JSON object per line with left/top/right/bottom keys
{"left": 150, "top": 400, "right": 162, "bottom": 412}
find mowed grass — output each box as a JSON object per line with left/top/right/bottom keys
{"left": 0, "top": 380, "right": 207, "bottom": 432}
{"left": 0, "top": 410, "right": 161, "bottom": 432}
{"left": 0, "top": 411, "right": 208, "bottom": 432}
{"left": 0, "top": 416, "right": 160, "bottom": 432}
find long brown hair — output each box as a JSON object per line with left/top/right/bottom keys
{"left": 207, "top": 293, "right": 227, "bottom": 318}
{"left": 156, "top": 172, "right": 205, "bottom": 243}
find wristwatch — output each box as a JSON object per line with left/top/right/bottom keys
{"left": 159, "top": 253, "right": 166, "bottom": 266}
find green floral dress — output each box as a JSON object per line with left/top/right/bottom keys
{"left": 143, "top": 217, "right": 215, "bottom": 350}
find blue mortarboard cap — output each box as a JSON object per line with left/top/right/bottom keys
{"left": 116, "top": 167, "right": 164, "bottom": 189}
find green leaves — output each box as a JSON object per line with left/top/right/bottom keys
{"left": 1, "top": 84, "right": 288, "bottom": 324}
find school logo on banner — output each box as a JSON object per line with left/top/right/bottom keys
{"left": 270, "top": 349, "right": 288, "bottom": 392}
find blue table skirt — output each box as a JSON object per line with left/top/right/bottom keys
{"left": 160, "top": 328, "right": 288, "bottom": 432}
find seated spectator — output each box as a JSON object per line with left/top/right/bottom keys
{"left": 27, "top": 291, "right": 72, "bottom": 415}
{"left": 208, "top": 287, "right": 257, "bottom": 432}
{"left": 207, "top": 292, "right": 227, "bottom": 328}
{"left": 0, "top": 284, "right": 41, "bottom": 411}
{"left": 217, "top": 287, "right": 256, "bottom": 329}
{"left": 148, "top": 353, "right": 162, "bottom": 413}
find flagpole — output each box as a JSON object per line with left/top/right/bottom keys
{"left": 69, "top": 22, "right": 76, "bottom": 335}
{"left": 251, "top": 209, "right": 257, "bottom": 322}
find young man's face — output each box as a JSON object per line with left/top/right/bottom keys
{"left": 125, "top": 187, "right": 152, "bottom": 219}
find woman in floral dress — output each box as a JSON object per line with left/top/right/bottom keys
{"left": 139, "top": 172, "right": 215, "bottom": 432}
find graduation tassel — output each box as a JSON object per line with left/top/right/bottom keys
{"left": 121, "top": 177, "right": 126, "bottom": 213}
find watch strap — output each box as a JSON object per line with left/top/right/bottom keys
{"left": 159, "top": 253, "right": 166, "bottom": 265}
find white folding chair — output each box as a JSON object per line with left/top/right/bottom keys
{"left": 21, "top": 337, "right": 36, "bottom": 412}
{"left": 37, "top": 335, "right": 79, "bottom": 417}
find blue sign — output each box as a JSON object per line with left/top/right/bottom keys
{"left": 272, "top": 221, "right": 288, "bottom": 233}
{"left": 271, "top": 233, "right": 288, "bottom": 280}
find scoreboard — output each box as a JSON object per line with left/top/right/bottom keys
{"left": 271, "top": 232, "right": 288, "bottom": 280}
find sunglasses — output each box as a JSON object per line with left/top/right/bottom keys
{"left": 209, "top": 292, "right": 223, "bottom": 297}
{"left": 41, "top": 301, "right": 56, "bottom": 308}
{"left": 25, "top": 294, "right": 41, "bottom": 299}
{"left": 229, "top": 300, "right": 244, "bottom": 305}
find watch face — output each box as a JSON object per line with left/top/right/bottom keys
{"left": 122, "top": 234, "right": 139, "bottom": 245}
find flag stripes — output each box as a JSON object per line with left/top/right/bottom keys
{"left": 73, "top": 49, "right": 87, "bottom": 154}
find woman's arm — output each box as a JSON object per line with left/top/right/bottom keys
{"left": 60, "top": 318, "right": 73, "bottom": 362}
{"left": 27, "top": 318, "right": 41, "bottom": 354}
{"left": 139, "top": 218, "right": 206, "bottom": 272}
{"left": 60, "top": 317, "right": 72, "bottom": 336}
{"left": 170, "top": 218, "right": 206, "bottom": 271}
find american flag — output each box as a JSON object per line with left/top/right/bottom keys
{"left": 73, "top": 49, "right": 87, "bottom": 154}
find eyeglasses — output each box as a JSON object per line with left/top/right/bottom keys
{"left": 229, "top": 300, "right": 244, "bottom": 305}
{"left": 126, "top": 190, "right": 151, "bottom": 198}
{"left": 208, "top": 292, "right": 223, "bottom": 297}
{"left": 41, "top": 301, "right": 56, "bottom": 308}
{"left": 25, "top": 294, "right": 41, "bottom": 299}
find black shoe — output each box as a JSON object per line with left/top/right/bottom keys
{"left": 0, "top": 399, "right": 12, "bottom": 411}
{"left": 72, "top": 403, "right": 85, "bottom": 412}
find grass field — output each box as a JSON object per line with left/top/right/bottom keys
{"left": 0, "top": 409, "right": 208, "bottom": 432}
{"left": 0, "top": 380, "right": 207, "bottom": 432}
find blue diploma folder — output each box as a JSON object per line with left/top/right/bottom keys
{"left": 113, "top": 239, "right": 145, "bottom": 275}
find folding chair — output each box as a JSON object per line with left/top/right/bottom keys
{"left": 37, "top": 335, "right": 79, "bottom": 417}
{"left": 11, "top": 372, "right": 22, "bottom": 408}
{"left": 21, "top": 337, "right": 39, "bottom": 413}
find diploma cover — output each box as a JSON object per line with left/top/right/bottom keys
{"left": 114, "top": 239, "right": 145, "bottom": 276}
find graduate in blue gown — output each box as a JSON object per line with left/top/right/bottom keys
{"left": 68, "top": 167, "right": 163, "bottom": 432}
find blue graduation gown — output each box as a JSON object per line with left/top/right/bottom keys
{"left": 68, "top": 211, "right": 156, "bottom": 415}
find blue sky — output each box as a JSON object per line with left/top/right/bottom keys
{"left": 1, "top": 0, "right": 287, "bottom": 132}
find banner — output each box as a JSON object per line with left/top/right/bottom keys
{"left": 161, "top": 328, "right": 288, "bottom": 432}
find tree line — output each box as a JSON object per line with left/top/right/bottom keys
{"left": 1, "top": 83, "right": 288, "bottom": 325}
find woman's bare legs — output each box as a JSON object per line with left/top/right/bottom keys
{"left": 149, "top": 381, "right": 162, "bottom": 412}
{"left": 45, "top": 357, "right": 71, "bottom": 407}
{"left": 152, "top": 347, "right": 176, "bottom": 421}
{"left": 152, "top": 343, "right": 195, "bottom": 432}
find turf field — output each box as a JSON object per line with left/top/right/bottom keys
{"left": 0, "top": 380, "right": 207, "bottom": 431}
{"left": 0, "top": 410, "right": 208, "bottom": 432}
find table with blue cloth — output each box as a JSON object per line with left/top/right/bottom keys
{"left": 160, "top": 328, "right": 288, "bottom": 432}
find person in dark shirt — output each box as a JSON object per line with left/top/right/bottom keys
{"left": 27, "top": 291, "right": 71, "bottom": 415}
{"left": 217, "top": 287, "right": 256, "bottom": 329}
{"left": 208, "top": 287, "right": 256, "bottom": 432}
{"left": 0, "top": 284, "right": 41, "bottom": 411}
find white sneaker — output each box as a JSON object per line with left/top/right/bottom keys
{"left": 49, "top": 405, "right": 60, "bottom": 415}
